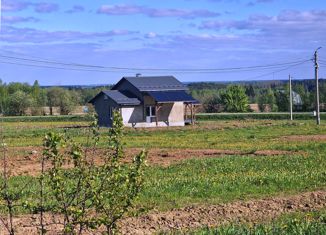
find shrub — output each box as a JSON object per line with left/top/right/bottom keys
{"left": 36, "top": 111, "right": 146, "bottom": 234}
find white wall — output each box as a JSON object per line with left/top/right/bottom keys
{"left": 121, "top": 102, "right": 185, "bottom": 128}
{"left": 121, "top": 106, "right": 143, "bottom": 124}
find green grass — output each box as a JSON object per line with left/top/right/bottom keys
{"left": 0, "top": 119, "right": 325, "bottom": 216}
{"left": 179, "top": 210, "right": 326, "bottom": 235}
{"left": 0, "top": 115, "right": 92, "bottom": 122}
{"left": 3, "top": 120, "right": 326, "bottom": 152}
{"left": 1, "top": 112, "right": 325, "bottom": 123}
{"left": 138, "top": 152, "right": 326, "bottom": 211}
{"left": 2, "top": 151, "right": 325, "bottom": 214}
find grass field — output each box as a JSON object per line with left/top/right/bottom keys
{"left": 183, "top": 210, "right": 326, "bottom": 235}
{"left": 0, "top": 117, "right": 325, "bottom": 233}
{"left": 2, "top": 119, "right": 326, "bottom": 151}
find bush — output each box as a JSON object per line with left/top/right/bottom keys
{"left": 38, "top": 111, "right": 147, "bottom": 234}
{"left": 220, "top": 85, "right": 249, "bottom": 112}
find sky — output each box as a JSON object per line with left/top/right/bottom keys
{"left": 0, "top": 0, "right": 326, "bottom": 85}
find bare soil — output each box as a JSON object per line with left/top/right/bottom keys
{"left": 1, "top": 190, "right": 325, "bottom": 234}
{"left": 5, "top": 147, "right": 302, "bottom": 176}
{"left": 282, "top": 135, "right": 326, "bottom": 141}
{"left": 118, "top": 190, "right": 326, "bottom": 234}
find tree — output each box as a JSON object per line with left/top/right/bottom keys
{"left": 59, "top": 90, "right": 75, "bottom": 115}
{"left": 203, "top": 95, "right": 222, "bottom": 113}
{"left": 293, "top": 84, "right": 313, "bottom": 111}
{"left": 6, "top": 91, "right": 33, "bottom": 115}
{"left": 258, "top": 88, "right": 277, "bottom": 112}
{"left": 31, "top": 80, "right": 40, "bottom": 101}
{"left": 275, "top": 90, "right": 289, "bottom": 112}
{"left": 220, "top": 85, "right": 249, "bottom": 112}
{"left": 7, "top": 82, "right": 31, "bottom": 95}
{"left": 47, "top": 87, "right": 62, "bottom": 115}
{"left": 245, "top": 85, "right": 256, "bottom": 103}
{"left": 47, "top": 87, "right": 77, "bottom": 115}
{"left": 0, "top": 80, "right": 8, "bottom": 114}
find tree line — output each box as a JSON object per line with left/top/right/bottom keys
{"left": 1, "top": 79, "right": 325, "bottom": 116}
{"left": 0, "top": 80, "right": 110, "bottom": 116}
{"left": 190, "top": 79, "right": 326, "bottom": 113}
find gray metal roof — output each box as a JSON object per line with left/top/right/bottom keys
{"left": 89, "top": 90, "right": 140, "bottom": 105}
{"left": 103, "top": 90, "right": 140, "bottom": 105}
{"left": 147, "top": 90, "right": 198, "bottom": 103}
{"left": 112, "top": 76, "right": 188, "bottom": 91}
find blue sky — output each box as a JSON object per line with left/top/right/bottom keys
{"left": 0, "top": 0, "right": 326, "bottom": 85}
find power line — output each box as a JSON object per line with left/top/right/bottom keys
{"left": 0, "top": 52, "right": 311, "bottom": 72}
{"left": 244, "top": 60, "right": 310, "bottom": 80}
{"left": 0, "top": 60, "right": 123, "bottom": 73}
{"left": 0, "top": 58, "right": 311, "bottom": 75}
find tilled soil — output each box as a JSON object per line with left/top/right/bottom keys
{"left": 5, "top": 147, "right": 301, "bottom": 176}
{"left": 118, "top": 190, "right": 326, "bottom": 234}
{"left": 1, "top": 190, "right": 325, "bottom": 234}
{"left": 282, "top": 134, "right": 326, "bottom": 141}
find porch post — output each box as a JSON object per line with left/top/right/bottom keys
{"left": 190, "top": 103, "right": 194, "bottom": 125}
{"left": 185, "top": 103, "right": 188, "bottom": 121}
{"left": 155, "top": 104, "right": 158, "bottom": 126}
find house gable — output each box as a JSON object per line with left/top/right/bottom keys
{"left": 89, "top": 90, "right": 140, "bottom": 106}
{"left": 112, "top": 76, "right": 188, "bottom": 92}
{"left": 111, "top": 78, "right": 143, "bottom": 101}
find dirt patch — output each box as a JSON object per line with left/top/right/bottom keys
{"left": 4, "top": 147, "right": 302, "bottom": 176}
{"left": 282, "top": 135, "right": 326, "bottom": 141}
{"left": 253, "top": 150, "right": 299, "bottom": 156}
{"left": 1, "top": 190, "right": 325, "bottom": 234}
{"left": 118, "top": 190, "right": 326, "bottom": 234}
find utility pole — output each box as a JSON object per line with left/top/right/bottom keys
{"left": 289, "top": 74, "right": 293, "bottom": 121}
{"left": 314, "top": 48, "right": 321, "bottom": 125}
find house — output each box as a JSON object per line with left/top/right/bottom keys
{"left": 89, "top": 76, "right": 199, "bottom": 127}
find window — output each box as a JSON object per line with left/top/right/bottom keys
{"left": 146, "top": 106, "right": 156, "bottom": 117}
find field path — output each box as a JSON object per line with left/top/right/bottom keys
{"left": 0, "top": 190, "right": 325, "bottom": 234}
{"left": 118, "top": 190, "right": 326, "bottom": 234}
{"left": 8, "top": 147, "right": 302, "bottom": 176}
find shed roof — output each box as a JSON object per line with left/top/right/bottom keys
{"left": 112, "top": 76, "right": 187, "bottom": 92}
{"left": 147, "top": 90, "right": 199, "bottom": 103}
{"left": 89, "top": 90, "right": 140, "bottom": 105}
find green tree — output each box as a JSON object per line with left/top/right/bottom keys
{"left": 220, "top": 85, "right": 249, "bottom": 112}
{"left": 47, "top": 87, "right": 77, "bottom": 115}
{"left": 258, "top": 88, "right": 277, "bottom": 112}
{"left": 7, "top": 82, "right": 31, "bottom": 95}
{"left": 30, "top": 80, "right": 48, "bottom": 115}
{"left": 245, "top": 85, "right": 256, "bottom": 103}
{"left": 275, "top": 90, "right": 289, "bottom": 112}
{"left": 6, "top": 90, "right": 33, "bottom": 115}
{"left": 31, "top": 80, "right": 40, "bottom": 101}
{"left": 47, "top": 87, "right": 63, "bottom": 115}
{"left": 293, "top": 84, "right": 312, "bottom": 111}
{"left": 319, "top": 82, "right": 326, "bottom": 111}
{"left": 0, "top": 80, "right": 8, "bottom": 114}
{"left": 203, "top": 95, "right": 222, "bottom": 113}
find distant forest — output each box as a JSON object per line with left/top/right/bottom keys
{"left": 189, "top": 79, "right": 326, "bottom": 113}
{"left": 0, "top": 79, "right": 325, "bottom": 116}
